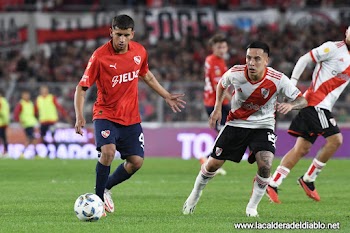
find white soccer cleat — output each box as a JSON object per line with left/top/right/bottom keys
{"left": 216, "top": 167, "right": 227, "bottom": 176}
{"left": 183, "top": 191, "right": 202, "bottom": 215}
{"left": 104, "top": 189, "right": 115, "bottom": 213}
{"left": 246, "top": 207, "right": 259, "bottom": 217}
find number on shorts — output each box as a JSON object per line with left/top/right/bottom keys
{"left": 267, "top": 132, "right": 277, "bottom": 148}
{"left": 139, "top": 133, "right": 145, "bottom": 150}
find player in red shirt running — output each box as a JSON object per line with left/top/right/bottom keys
{"left": 201, "top": 34, "right": 231, "bottom": 175}
{"left": 74, "top": 15, "right": 186, "bottom": 215}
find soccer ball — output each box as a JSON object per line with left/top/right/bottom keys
{"left": 74, "top": 193, "right": 104, "bottom": 221}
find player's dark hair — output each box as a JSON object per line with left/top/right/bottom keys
{"left": 208, "top": 34, "right": 227, "bottom": 46}
{"left": 246, "top": 41, "right": 270, "bottom": 56}
{"left": 111, "top": 15, "right": 134, "bottom": 30}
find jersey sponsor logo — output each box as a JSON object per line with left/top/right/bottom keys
{"left": 101, "top": 130, "right": 110, "bottom": 138}
{"left": 109, "top": 63, "right": 117, "bottom": 69}
{"left": 261, "top": 88, "right": 270, "bottom": 99}
{"left": 237, "top": 100, "right": 275, "bottom": 112}
{"left": 112, "top": 70, "right": 140, "bottom": 87}
{"left": 240, "top": 101, "right": 261, "bottom": 111}
{"left": 134, "top": 56, "right": 141, "bottom": 65}
{"left": 323, "top": 47, "right": 330, "bottom": 53}
{"left": 215, "top": 147, "right": 223, "bottom": 156}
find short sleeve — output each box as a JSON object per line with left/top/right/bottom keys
{"left": 310, "top": 41, "right": 337, "bottom": 63}
{"left": 79, "top": 52, "right": 100, "bottom": 87}
{"left": 139, "top": 48, "right": 149, "bottom": 77}
{"left": 280, "top": 74, "right": 302, "bottom": 101}
{"left": 220, "top": 67, "right": 235, "bottom": 88}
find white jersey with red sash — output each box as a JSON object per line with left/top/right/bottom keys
{"left": 221, "top": 65, "right": 301, "bottom": 130}
{"left": 305, "top": 40, "right": 350, "bottom": 111}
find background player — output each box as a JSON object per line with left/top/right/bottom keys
{"left": 74, "top": 14, "right": 186, "bottom": 215}
{"left": 183, "top": 41, "right": 307, "bottom": 217}
{"left": 267, "top": 26, "right": 350, "bottom": 203}
{"left": 201, "top": 34, "right": 231, "bottom": 175}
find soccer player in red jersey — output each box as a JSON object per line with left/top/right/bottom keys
{"left": 267, "top": 26, "right": 350, "bottom": 203}
{"left": 200, "top": 34, "right": 231, "bottom": 175}
{"left": 74, "top": 15, "right": 186, "bottom": 215}
{"left": 183, "top": 41, "right": 307, "bottom": 217}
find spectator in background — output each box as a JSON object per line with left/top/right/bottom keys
{"left": 0, "top": 19, "right": 347, "bottom": 123}
{"left": 35, "top": 85, "right": 70, "bottom": 158}
{"left": 200, "top": 34, "right": 231, "bottom": 175}
{"left": 13, "top": 90, "right": 38, "bottom": 157}
{"left": 0, "top": 90, "right": 10, "bottom": 157}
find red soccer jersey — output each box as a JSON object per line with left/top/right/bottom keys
{"left": 203, "top": 54, "right": 229, "bottom": 107}
{"left": 79, "top": 40, "right": 149, "bottom": 125}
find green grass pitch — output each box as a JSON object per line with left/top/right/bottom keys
{"left": 0, "top": 158, "right": 349, "bottom": 233}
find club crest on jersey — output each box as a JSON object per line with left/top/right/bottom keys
{"left": 330, "top": 118, "right": 337, "bottom": 126}
{"left": 134, "top": 56, "right": 141, "bottom": 65}
{"left": 261, "top": 88, "right": 269, "bottom": 99}
{"left": 101, "top": 130, "right": 110, "bottom": 138}
{"left": 215, "top": 147, "right": 223, "bottom": 156}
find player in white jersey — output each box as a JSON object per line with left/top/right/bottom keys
{"left": 182, "top": 41, "right": 307, "bottom": 217}
{"left": 266, "top": 26, "right": 350, "bottom": 204}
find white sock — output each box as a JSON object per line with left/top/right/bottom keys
{"left": 192, "top": 163, "right": 216, "bottom": 193}
{"left": 269, "top": 165, "right": 290, "bottom": 188}
{"left": 247, "top": 174, "right": 270, "bottom": 210}
{"left": 303, "top": 158, "right": 326, "bottom": 182}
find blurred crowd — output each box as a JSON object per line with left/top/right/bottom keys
{"left": 0, "top": 0, "right": 348, "bottom": 12}
{"left": 1, "top": 5, "right": 350, "bottom": 124}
